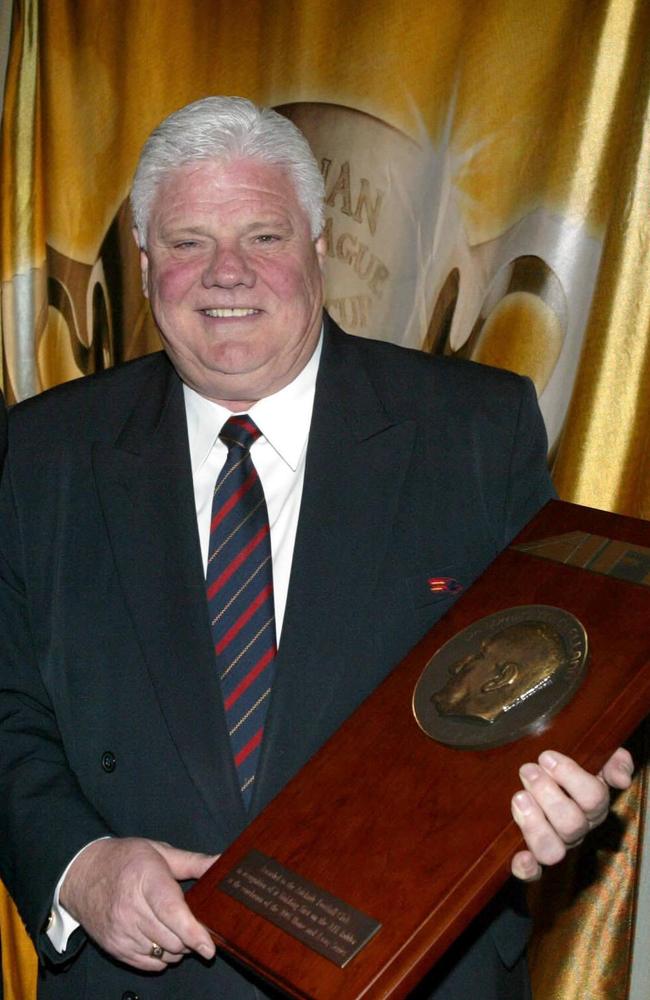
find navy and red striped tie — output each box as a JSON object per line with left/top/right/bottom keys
{"left": 206, "top": 415, "right": 277, "bottom": 808}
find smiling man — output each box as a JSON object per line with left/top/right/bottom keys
{"left": 0, "top": 97, "right": 632, "bottom": 1000}
{"left": 140, "top": 157, "right": 326, "bottom": 408}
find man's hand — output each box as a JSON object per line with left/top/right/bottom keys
{"left": 59, "top": 837, "right": 218, "bottom": 970}
{"left": 510, "top": 747, "right": 634, "bottom": 881}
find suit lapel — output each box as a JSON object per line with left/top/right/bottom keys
{"left": 251, "top": 322, "right": 416, "bottom": 812}
{"left": 92, "top": 359, "right": 247, "bottom": 836}
{"left": 90, "top": 329, "right": 416, "bottom": 827}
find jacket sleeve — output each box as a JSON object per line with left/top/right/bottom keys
{"left": 0, "top": 424, "right": 111, "bottom": 964}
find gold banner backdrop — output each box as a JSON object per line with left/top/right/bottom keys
{"left": 1, "top": 1, "right": 649, "bottom": 998}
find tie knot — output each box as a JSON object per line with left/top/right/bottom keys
{"left": 219, "top": 414, "right": 262, "bottom": 453}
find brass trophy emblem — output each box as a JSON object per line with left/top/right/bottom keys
{"left": 413, "top": 606, "right": 588, "bottom": 750}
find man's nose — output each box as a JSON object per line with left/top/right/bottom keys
{"left": 202, "top": 245, "right": 255, "bottom": 288}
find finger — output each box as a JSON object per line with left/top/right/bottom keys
{"left": 131, "top": 955, "right": 169, "bottom": 972}
{"left": 134, "top": 917, "right": 188, "bottom": 959}
{"left": 113, "top": 937, "right": 170, "bottom": 972}
{"left": 599, "top": 747, "right": 634, "bottom": 790}
{"left": 158, "top": 905, "right": 215, "bottom": 960}
{"left": 143, "top": 872, "right": 215, "bottom": 960}
{"left": 151, "top": 842, "right": 219, "bottom": 881}
{"left": 97, "top": 924, "right": 179, "bottom": 972}
{"left": 137, "top": 942, "right": 186, "bottom": 967}
{"left": 536, "top": 751, "right": 609, "bottom": 824}
{"left": 128, "top": 902, "right": 191, "bottom": 969}
{"left": 519, "top": 760, "right": 592, "bottom": 846}
{"left": 511, "top": 789, "right": 568, "bottom": 866}
{"left": 131, "top": 954, "right": 185, "bottom": 971}
{"left": 510, "top": 849, "right": 542, "bottom": 882}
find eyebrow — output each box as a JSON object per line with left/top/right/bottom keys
{"left": 241, "top": 219, "right": 295, "bottom": 234}
{"left": 158, "top": 218, "right": 295, "bottom": 240}
{"left": 158, "top": 224, "right": 208, "bottom": 240}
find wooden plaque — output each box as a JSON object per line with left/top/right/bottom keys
{"left": 187, "top": 500, "right": 650, "bottom": 999}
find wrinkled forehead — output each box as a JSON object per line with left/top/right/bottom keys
{"left": 155, "top": 156, "right": 299, "bottom": 205}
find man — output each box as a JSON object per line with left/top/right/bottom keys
{"left": 0, "top": 97, "right": 632, "bottom": 999}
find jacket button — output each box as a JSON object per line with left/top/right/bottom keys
{"left": 101, "top": 751, "right": 116, "bottom": 773}
{"left": 121, "top": 992, "right": 139, "bottom": 999}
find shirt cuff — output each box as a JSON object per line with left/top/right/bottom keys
{"left": 46, "top": 837, "right": 111, "bottom": 953}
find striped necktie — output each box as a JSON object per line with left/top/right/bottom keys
{"left": 206, "top": 414, "right": 277, "bottom": 808}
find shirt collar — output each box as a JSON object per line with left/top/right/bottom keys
{"left": 183, "top": 332, "right": 322, "bottom": 475}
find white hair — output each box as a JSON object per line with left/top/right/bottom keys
{"left": 130, "top": 96, "right": 325, "bottom": 245}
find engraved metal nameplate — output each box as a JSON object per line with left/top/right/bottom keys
{"left": 218, "top": 851, "right": 381, "bottom": 967}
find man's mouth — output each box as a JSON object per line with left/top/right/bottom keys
{"left": 200, "top": 308, "right": 260, "bottom": 318}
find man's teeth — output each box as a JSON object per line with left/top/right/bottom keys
{"left": 202, "top": 308, "right": 258, "bottom": 318}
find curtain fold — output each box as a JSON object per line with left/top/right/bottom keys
{"left": 528, "top": 725, "right": 648, "bottom": 999}
{"left": 552, "top": 26, "right": 650, "bottom": 517}
{"left": 1, "top": 0, "right": 44, "bottom": 400}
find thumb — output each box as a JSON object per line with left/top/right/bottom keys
{"left": 150, "top": 842, "right": 219, "bottom": 880}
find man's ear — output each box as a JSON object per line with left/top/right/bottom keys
{"left": 133, "top": 228, "right": 150, "bottom": 299}
{"left": 314, "top": 234, "right": 327, "bottom": 273}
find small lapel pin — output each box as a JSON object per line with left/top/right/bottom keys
{"left": 427, "top": 576, "right": 463, "bottom": 594}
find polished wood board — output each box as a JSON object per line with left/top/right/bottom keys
{"left": 187, "top": 500, "right": 650, "bottom": 999}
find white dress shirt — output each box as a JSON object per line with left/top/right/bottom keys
{"left": 47, "top": 335, "right": 321, "bottom": 951}
{"left": 185, "top": 335, "right": 321, "bottom": 640}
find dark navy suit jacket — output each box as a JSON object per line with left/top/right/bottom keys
{"left": 0, "top": 318, "right": 552, "bottom": 999}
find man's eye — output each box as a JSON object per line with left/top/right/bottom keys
{"left": 173, "top": 240, "right": 199, "bottom": 250}
{"left": 255, "top": 234, "right": 280, "bottom": 244}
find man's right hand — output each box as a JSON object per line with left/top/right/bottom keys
{"left": 59, "top": 837, "right": 218, "bottom": 970}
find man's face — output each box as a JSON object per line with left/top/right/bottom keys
{"left": 138, "top": 157, "right": 326, "bottom": 408}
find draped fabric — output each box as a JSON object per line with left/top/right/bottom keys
{"left": 0, "top": 885, "right": 36, "bottom": 1000}
{"left": 528, "top": 726, "right": 648, "bottom": 999}
{"left": 1, "top": 1, "right": 649, "bottom": 997}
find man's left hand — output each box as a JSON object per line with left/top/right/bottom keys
{"left": 510, "top": 747, "right": 634, "bottom": 881}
